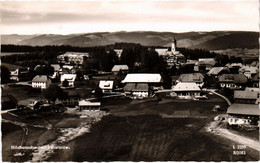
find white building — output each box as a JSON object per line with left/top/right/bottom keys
{"left": 172, "top": 82, "right": 201, "bottom": 98}
{"left": 99, "top": 80, "right": 114, "bottom": 93}
{"left": 32, "top": 75, "right": 52, "bottom": 89}
{"left": 57, "top": 52, "right": 89, "bottom": 65}
{"left": 60, "top": 74, "right": 77, "bottom": 87}
{"left": 79, "top": 100, "right": 101, "bottom": 111}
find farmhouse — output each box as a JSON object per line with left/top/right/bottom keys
{"left": 124, "top": 83, "right": 149, "bottom": 98}
{"left": 99, "top": 80, "right": 114, "bottom": 93}
{"left": 114, "top": 49, "right": 123, "bottom": 58}
{"left": 60, "top": 74, "right": 77, "bottom": 88}
{"left": 227, "top": 104, "right": 260, "bottom": 126}
{"left": 79, "top": 100, "right": 101, "bottom": 111}
{"left": 218, "top": 74, "right": 247, "bottom": 89}
{"left": 177, "top": 73, "right": 204, "bottom": 87}
{"left": 172, "top": 82, "right": 201, "bottom": 98}
{"left": 239, "top": 66, "right": 258, "bottom": 79}
{"left": 32, "top": 75, "right": 52, "bottom": 89}
{"left": 61, "top": 92, "right": 80, "bottom": 106}
{"left": 111, "top": 65, "right": 129, "bottom": 74}
{"left": 10, "top": 67, "right": 30, "bottom": 81}
{"left": 233, "top": 90, "right": 258, "bottom": 104}
{"left": 57, "top": 52, "right": 89, "bottom": 65}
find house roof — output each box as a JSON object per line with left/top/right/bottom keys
{"left": 60, "top": 74, "right": 77, "bottom": 82}
{"left": 32, "top": 75, "right": 49, "bottom": 82}
{"left": 245, "top": 87, "right": 260, "bottom": 93}
{"left": 198, "top": 58, "right": 216, "bottom": 65}
{"left": 124, "top": 83, "right": 149, "bottom": 92}
{"left": 155, "top": 48, "right": 169, "bottom": 56}
{"left": 122, "top": 73, "right": 162, "bottom": 83}
{"left": 62, "top": 65, "right": 74, "bottom": 70}
{"left": 234, "top": 90, "right": 258, "bottom": 99}
{"left": 218, "top": 74, "right": 247, "bottom": 83}
{"left": 99, "top": 80, "right": 114, "bottom": 90}
{"left": 239, "top": 66, "right": 258, "bottom": 74}
{"left": 78, "top": 100, "right": 101, "bottom": 106}
{"left": 111, "top": 65, "right": 129, "bottom": 72}
{"left": 178, "top": 73, "right": 204, "bottom": 83}
{"left": 172, "top": 82, "right": 201, "bottom": 91}
{"left": 207, "top": 67, "right": 229, "bottom": 75}
{"left": 51, "top": 64, "right": 61, "bottom": 72}
{"left": 61, "top": 52, "right": 89, "bottom": 57}
{"left": 227, "top": 104, "right": 260, "bottom": 116}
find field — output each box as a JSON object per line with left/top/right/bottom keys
{"left": 2, "top": 94, "right": 259, "bottom": 162}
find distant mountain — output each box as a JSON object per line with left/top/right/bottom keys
{"left": 1, "top": 31, "right": 258, "bottom": 50}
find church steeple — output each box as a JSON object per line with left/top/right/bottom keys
{"left": 172, "top": 38, "right": 177, "bottom": 52}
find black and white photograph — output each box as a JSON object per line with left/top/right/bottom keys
{"left": 0, "top": 0, "right": 259, "bottom": 162}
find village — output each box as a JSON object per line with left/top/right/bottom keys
{"left": 1, "top": 39, "right": 259, "bottom": 161}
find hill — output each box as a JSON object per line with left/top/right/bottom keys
{"left": 2, "top": 31, "right": 258, "bottom": 50}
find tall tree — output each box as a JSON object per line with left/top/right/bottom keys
{"left": 42, "top": 84, "right": 68, "bottom": 103}
{"left": 1, "top": 66, "right": 10, "bottom": 84}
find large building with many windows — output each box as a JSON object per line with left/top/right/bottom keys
{"left": 57, "top": 52, "right": 89, "bottom": 65}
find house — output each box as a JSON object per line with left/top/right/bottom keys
{"left": 78, "top": 100, "right": 101, "bottom": 111}
{"left": 239, "top": 66, "right": 258, "bottom": 79}
{"left": 226, "top": 63, "right": 243, "bottom": 74}
{"left": 227, "top": 104, "right": 259, "bottom": 126}
{"left": 61, "top": 92, "right": 80, "bottom": 106}
{"left": 114, "top": 49, "right": 123, "bottom": 58}
{"left": 57, "top": 52, "right": 89, "bottom": 65}
{"left": 177, "top": 73, "right": 204, "bottom": 87}
{"left": 124, "top": 83, "right": 149, "bottom": 98}
{"left": 60, "top": 74, "right": 77, "bottom": 88}
{"left": 99, "top": 80, "right": 114, "bottom": 93}
{"left": 50, "top": 64, "right": 61, "bottom": 79}
{"left": 10, "top": 67, "right": 30, "bottom": 81}
{"left": 172, "top": 82, "right": 201, "bottom": 98}
{"left": 207, "top": 67, "right": 229, "bottom": 77}
{"left": 32, "top": 75, "right": 52, "bottom": 89}
{"left": 233, "top": 90, "right": 258, "bottom": 104}
{"left": 111, "top": 65, "right": 129, "bottom": 74}
{"left": 218, "top": 74, "right": 247, "bottom": 89}
{"left": 198, "top": 58, "right": 216, "bottom": 71}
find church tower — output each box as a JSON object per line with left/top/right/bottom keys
{"left": 171, "top": 38, "right": 177, "bottom": 52}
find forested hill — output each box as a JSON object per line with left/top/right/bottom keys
{"left": 2, "top": 31, "right": 258, "bottom": 50}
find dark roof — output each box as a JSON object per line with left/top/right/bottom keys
{"left": 234, "top": 90, "right": 258, "bottom": 100}
{"left": 227, "top": 104, "right": 260, "bottom": 116}
{"left": 124, "top": 83, "right": 149, "bottom": 92}
{"left": 218, "top": 74, "right": 247, "bottom": 84}
{"left": 178, "top": 73, "right": 204, "bottom": 83}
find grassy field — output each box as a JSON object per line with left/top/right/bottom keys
{"left": 2, "top": 94, "right": 259, "bottom": 162}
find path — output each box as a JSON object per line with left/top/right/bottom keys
{"left": 206, "top": 121, "right": 259, "bottom": 151}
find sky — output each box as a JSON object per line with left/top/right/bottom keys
{"left": 0, "top": 0, "right": 259, "bottom": 35}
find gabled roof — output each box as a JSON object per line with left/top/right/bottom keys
{"left": 239, "top": 66, "right": 258, "bottom": 74}
{"left": 124, "top": 83, "right": 149, "bottom": 92}
{"left": 60, "top": 74, "right": 77, "bottom": 82}
{"left": 172, "top": 82, "right": 201, "bottom": 91}
{"left": 111, "top": 65, "right": 129, "bottom": 72}
{"left": 178, "top": 73, "right": 204, "bottom": 83}
{"left": 207, "top": 67, "right": 229, "bottom": 75}
{"left": 32, "top": 75, "right": 49, "bottom": 82}
{"left": 227, "top": 104, "right": 260, "bottom": 116}
{"left": 122, "top": 73, "right": 162, "bottom": 83}
{"left": 99, "top": 80, "right": 114, "bottom": 90}
{"left": 234, "top": 90, "right": 258, "bottom": 99}
{"left": 218, "top": 74, "right": 247, "bottom": 83}
{"left": 155, "top": 48, "right": 169, "bottom": 56}
{"left": 78, "top": 100, "right": 101, "bottom": 106}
